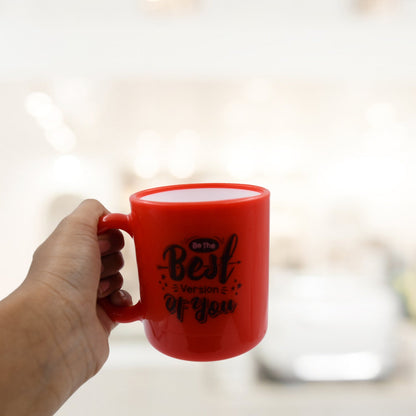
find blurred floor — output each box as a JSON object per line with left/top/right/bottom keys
{"left": 57, "top": 320, "right": 416, "bottom": 416}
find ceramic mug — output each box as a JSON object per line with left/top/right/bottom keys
{"left": 98, "top": 183, "right": 270, "bottom": 361}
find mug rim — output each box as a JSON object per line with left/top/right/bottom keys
{"left": 130, "top": 183, "right": 270, "bottom": 206}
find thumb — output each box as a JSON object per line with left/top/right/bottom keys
{"left": 27, "top": 199, "right": 110, "bottom": 292}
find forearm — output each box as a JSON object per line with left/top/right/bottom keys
{"left": 0, "top": 199, "right": 126, "bottom": 415}
{"left": 0, "top": 283, "right": 92, "bottom": 416}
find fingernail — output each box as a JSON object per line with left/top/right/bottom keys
{"left": 98, "top": 238, "right": 111, "bottom": 253}
{"left": 98, "top": 279, "right": 110, "bottom": 296}
{"left": 118, "top": 290, "right": 129, "bottom": 300}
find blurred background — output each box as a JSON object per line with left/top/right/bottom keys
{"left": 2, "top": 0, "right": 416, "bottom": 414}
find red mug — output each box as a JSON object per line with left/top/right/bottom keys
{"left": 98, "top": 183, "right": 270, "bottom": 361}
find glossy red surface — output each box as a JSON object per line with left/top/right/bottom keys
{"left": 98, "top": 183, "right": 269, "bottom": 361}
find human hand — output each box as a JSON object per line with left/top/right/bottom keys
{"left": 0, "top": 199, "right": 132, "bottom": 416}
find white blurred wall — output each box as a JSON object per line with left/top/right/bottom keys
{"left": 0, "top": 0, "right": 416, "bottom": 80}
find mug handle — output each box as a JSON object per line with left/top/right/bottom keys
{"left": 97, "top": 213, "right": 144, "bottom": 323}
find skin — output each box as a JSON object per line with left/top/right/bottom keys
{"left": 0, "top": 199, "right": 132, "bottom": 416}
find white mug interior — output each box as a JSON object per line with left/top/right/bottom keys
{"left": 140, "top": 187, "right": 261, "bottom": 203}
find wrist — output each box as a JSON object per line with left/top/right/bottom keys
{"left": 0, "top": 282, "right": 94, "bottom": 415}
{"left": 22, "top": 277, "right": 98, "bottom": 381}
